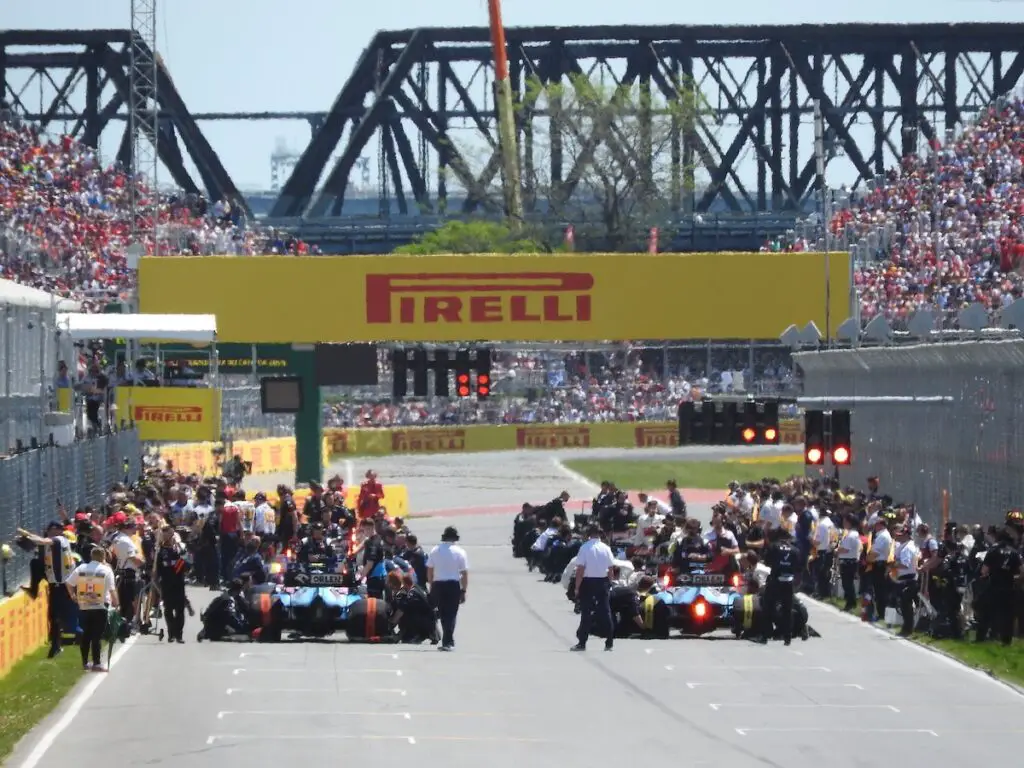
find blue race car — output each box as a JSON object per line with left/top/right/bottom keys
{"left": 252, "top": 560, "right": 363, "bottom": 641}
{"left": 653, "top": 571, "right": 742, "bottom": 636}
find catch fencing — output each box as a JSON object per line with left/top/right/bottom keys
{"left": 795, "top": 339, "right": 1024, "bottom": 529}
{"left": 220, "top": 382, "right": 294, "bottom": 439}
{"left": 0, "top": 427, "right": 142, "bottom": 587}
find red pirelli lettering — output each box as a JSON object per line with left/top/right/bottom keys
{"left": 366, "top": 272, "right": 594, "bottom": 325}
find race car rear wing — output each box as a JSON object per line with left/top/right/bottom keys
{"left": 676, "top": 573, "right": 726, "bottom": 587}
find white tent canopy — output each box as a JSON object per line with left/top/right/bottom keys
{"left": 56, "top": 313, "right": 217, "bottom": 342}
{"left": 0, "top": 278, "right": 81, "bottom": 311}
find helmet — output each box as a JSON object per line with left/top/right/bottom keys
{"left": 1006, "top": 509, "right": 1023, "bottom": 525}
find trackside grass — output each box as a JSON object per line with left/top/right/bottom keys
{"left": 0, "top": 645, "right": 85, "bottom": 761}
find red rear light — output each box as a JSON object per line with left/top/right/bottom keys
{"left": 693, "top": 600, "right": 708, "bottom": 619}
{"left": 731, "top": 574, "right": 741, "bottom": 588}
{"left": 661, "top": 574, "right": 671, "bottom": 587}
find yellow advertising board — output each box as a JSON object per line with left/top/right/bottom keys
{"left": 138, "top": 253, "right": 850, "bottom": 343}
{"left": 0, "top": 586, "right": 49, "bottom": 678}
{"left": 252, "top": 485, "right": 410, "bottom": 518}
{"left": 324, "top": 419, "right": 804, "bottom": 457}
{"left": 115, "top": 387, "right": 221, "bottom": 442}
{"left": 157, "top": 436, "right": 331, "bottom": 477}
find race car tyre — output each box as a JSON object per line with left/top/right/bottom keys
{"left": 346, "top": 597, "right": 394, "bottom": 643}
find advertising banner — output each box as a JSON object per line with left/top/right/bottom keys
{"left": 138, "top": 253, "right": 851, "bottom": 343}
{"left": 157, "top": 436, "right": 331, "bottom": 477}
{"left": 324, "top": 419, "right": 804, "bottom": 457}
{"left": 116, "top": 387, "right": 221, "bottom": 442}
{"left": 0, "top": 586, "right": 49, "bottom": 678}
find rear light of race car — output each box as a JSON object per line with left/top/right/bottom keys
{"left": 730, "top": 573, "right": 741, "bottom": 588}
{"left": 692, "top": 599, "right": 708, "bottom": 619}
{"left": 661, "top": 573, "right": 672, "bottom": 588}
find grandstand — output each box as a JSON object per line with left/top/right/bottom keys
{"left": 3, "top": 81, "right": 1023, "bottom": 428}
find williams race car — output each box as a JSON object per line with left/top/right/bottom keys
{"left": 250, "top": 560, "right": 363, "bottom": 641}
{"left": 653, "top": 571, "right": 742, "bottom": 636}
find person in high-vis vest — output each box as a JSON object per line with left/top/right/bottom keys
{"left": 18, "top": 521, "right": 76, "bottom": 658}
{"left": 66, "top": 547, "right": 118, "bottom": 671}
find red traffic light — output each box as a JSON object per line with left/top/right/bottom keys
{"left": 832, "top": 445, "right": 851, "bottom": 465}
{"left": 741, "top": 427, "right": 756, "bottom": 443}
{"left": 456, "top": 374, "right": 469, "bottom": 384}
{"left": 806, "top": 447, "right": 824, "bottom": 465}
{"left": 457, "top": 386, "right": 470, "bottom": 396}
{"left": 764, "top": 427, "right": 778, "bottom": 442}
{"left": 477, "top": 374, "right": 490, "bottom": 385}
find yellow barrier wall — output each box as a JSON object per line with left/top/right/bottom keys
{"left": 325, "top": 419, "right": 804, "bottom": 457}
{"left": 0, "top": 586, "right": 50, "bottom": 678}
{"left": 157, "top": 437, "right": 330, "bottom": 477}
{"left": 249, "top": 485, "right": 410, "bottom": 518}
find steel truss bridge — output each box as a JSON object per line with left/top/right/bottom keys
{"left": 2, "top": 23, "right": 1024, "bottom": 237}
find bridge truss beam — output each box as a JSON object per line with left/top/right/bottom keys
{"left": 270, "top": 23, "right": 1024, "bottom": 219}
{"left": 0, "top": 29, "right": 250, "bottom": 218}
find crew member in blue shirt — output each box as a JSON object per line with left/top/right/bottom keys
{"left": 233, "top": 537, "right": 268, "bottom": 585}
{"left": 572, "top": 525, "right": 616, "bottom": 652}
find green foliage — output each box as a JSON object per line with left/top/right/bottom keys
{"left": 515, "top": 71, "right": 714, "bottom": 247}
{"left": 393, "top": 220, "right": 547, "bottom": 254}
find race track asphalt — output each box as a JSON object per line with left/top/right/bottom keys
{"left": 12, "top": 446, "right": 1024, "bottom": 768}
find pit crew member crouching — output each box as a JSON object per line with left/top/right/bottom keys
{"left": 610, "top": 575, "right": 670, "bottom": 639}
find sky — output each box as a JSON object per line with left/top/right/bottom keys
{"left": 6, "top": 0, "right": 1024, "bottom": 194}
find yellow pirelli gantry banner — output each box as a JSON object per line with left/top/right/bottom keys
{"left": 116, "top": 387, "right": 221, "bottom": 442}
{"left": 137, "top": 253, "right": 851, "bottom": 343}
{"left": 324, "top": 419, "right": 804, "bottom": 457}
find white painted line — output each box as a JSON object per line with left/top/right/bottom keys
{"left": 711, "top": 704, "right": 900, "bottom": 712}
{"left": 207, "top": 734, "right": 412, "bottom": 745}
{"left": 344, "top": 460, "right": 354, "bottom": 487}
{"left": 233, "top": 668, "right": 402, "bottom": 676}
{"left": 736, "top": 728, "right": 937, "bottom": 737}
{"left": 226, "top": 687, "right": 407, "bottom": 696}
{"left": 369, "top": 653, "right": 400, "bottom": 659}
{"left": 674, "top": 665, "right": 829, "bottom": 673}
{"left": 551, "top": 457, "right": 601, "bottom": 492}
{"left": 805, "top": 598, "right": 1024, "bottom": 699}
{"left": 218, "top": 711, "right": 417, "bottom": 719}
{"left": 644, "top": 648, "right": 653, "bottom": 655}
{"left": 664, "top": 665, "right": 675, "bottom": 671}
{"left": 407, "top": 736, "right": 416, "bottom": 745}
{"left": 791, "top": 650, "right": 804, "bottom": 656}
{"left": 239, "top": 651, "right": 294, "bottom": 659}
{"left": 18, "top": 635, "right": 138, "bottom": 768}
{"left": 686, "top": 682, "right": 863, "bottom": 690}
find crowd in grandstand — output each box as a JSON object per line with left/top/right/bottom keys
{"left": 5, "top": 94, "right": 1024, "bottom": 419}
{"left": 835, "top": 98, "right": 1024, "bottom": 327}
{"left": 0, "top": 115, "right": 315, "bottom": 312}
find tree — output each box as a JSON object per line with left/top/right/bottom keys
{"left": 519, "top": 71, "right": 711, "bottom": 249}
{"left": 393, "top": 219, "right": 548, "bottom": 254}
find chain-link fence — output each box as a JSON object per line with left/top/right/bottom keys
{"left": 796, "top": 339, "right": 1024, "bottom": 529}
{"left": 1, "top": 290, "right": 67, "bottom": 455}
{"left": 221, "top": 382, "right": 294, "bottom": 439}
{"left": 0, "top": 427, "right": 142, "bottom": 587}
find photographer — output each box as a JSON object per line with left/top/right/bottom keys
{"left": 154, "top": 525, "right": 189, "bottom": 643}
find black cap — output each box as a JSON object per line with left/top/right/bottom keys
{"left": 45, "top": 520, "right": 63, "bottom": 532}
{"left": 441, "top": 526, "right": 459, "bottom": 542}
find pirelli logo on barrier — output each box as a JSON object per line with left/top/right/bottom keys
{"left": 517, "top": 426, "right": 591, "bottom": 449}
{"left": 365, "top": 273, "right": 594, "bottom": 326}
{"left": 392, "top": 428, "right": 467, "bottom": 453}
{"left": 133, "top": 406, "right": 203, "bottom": 423}
{"left": 634, "top": 425, "right": 679, "bottom": 448}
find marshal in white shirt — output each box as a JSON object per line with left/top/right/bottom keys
{"left": 575, "top": 538, "right": 615, "bottom": 578}
{"left": 427, "top": 542, "right": 469, "bottom": 582}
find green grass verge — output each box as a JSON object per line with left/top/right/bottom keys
{"left": 562, "top": 459, "right": 806, "bottom": 491}
{"left": 0, "top": 645, "right": 85, "bottom": 762}
{"left": 817, "top": 595, "right": 1024, "bottom": 687}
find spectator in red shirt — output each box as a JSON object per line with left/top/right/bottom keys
{"left": 358, "top": 470, "right": 384, "bottom": 520}
{"left": 217, "top": 496, "right": 242, "bottom": 583}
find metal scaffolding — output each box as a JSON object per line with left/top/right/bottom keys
{"left": 129, "top": 0, "right": 160, "bottom": 252}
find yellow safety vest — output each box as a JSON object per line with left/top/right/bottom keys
{"left": 642, "top": 595, "right": 656, "bottom": 630}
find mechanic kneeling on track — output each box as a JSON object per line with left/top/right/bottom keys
{"left": 610, "top": 575, "right": 670, "bottom": 639}
{"left": 389, "top": 571, "right": 439, "bottom": 644}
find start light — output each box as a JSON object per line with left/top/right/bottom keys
{"left": 833, "top": 446, "right": 851, "bottom": 465}
{"left": 692, "top": 600, "right": 708, "bottom": 619}
{"left": 741, "top": 427, "right": 756, "bottom": 443}
{"left": 764, "top": 427, "right": 778, "bottom": 442}
{"left": 806, "top": 447, "right": 824, "bottom": 465}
